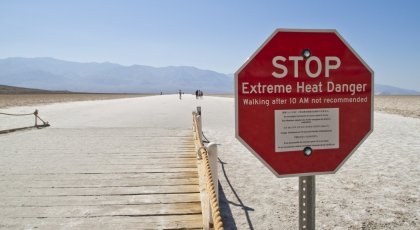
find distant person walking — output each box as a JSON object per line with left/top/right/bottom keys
{"left": 179, "top": 90, "right": 182, "bottom": 100}
{"left": 195, "top": 89, "right": 204, "bottom": 99}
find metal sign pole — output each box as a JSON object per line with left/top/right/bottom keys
{"left": 299, "top": 176, "right": 315, "bottom": 230}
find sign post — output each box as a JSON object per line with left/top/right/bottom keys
{"left": 235, "top": 29, "right": 373, "bottom": 228}
{"left": 299, "top": 176, "right": 315, "bottom": 229}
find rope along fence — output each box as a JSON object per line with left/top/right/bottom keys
{"left": 0, "top": 109, "right": 50, "bottom": 134}
{"left": 192, "top": 108, "right": 224, "bottom": 230}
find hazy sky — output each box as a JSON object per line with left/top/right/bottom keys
{"left": 1, "top": 1, "right": 419, "bottom": 91}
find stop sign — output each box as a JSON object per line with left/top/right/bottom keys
{"left": 235, "top": 29, "right": 373, "bottom": 177}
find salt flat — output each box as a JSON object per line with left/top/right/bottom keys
{"left": 1, "top": 94, "right": 419, "bottom": 229}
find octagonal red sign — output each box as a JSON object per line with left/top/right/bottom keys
{"left": 235, "top": 29, "right": 373, "bottom": 177}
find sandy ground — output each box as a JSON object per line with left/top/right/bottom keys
{"left": 374, "top": 95, "right": 420, "bottom": 119}
{"left": 0, "top": 94, "right": 419, "bottom": 229}
{"left": 0, "top": 93, "right": 149, "bottom": 109}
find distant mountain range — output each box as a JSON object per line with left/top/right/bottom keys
{"left": 374, "top": 84, "right": 420, "bottom": 95}
{"left": 0, "top": 57, "right": 418, "bottom": 95}
{"left": 0, "top": 57, "right": 232, "bottom": 94}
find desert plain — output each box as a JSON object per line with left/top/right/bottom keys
{"left": 0, "top": 93, "right": 419, "bottom": 229}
